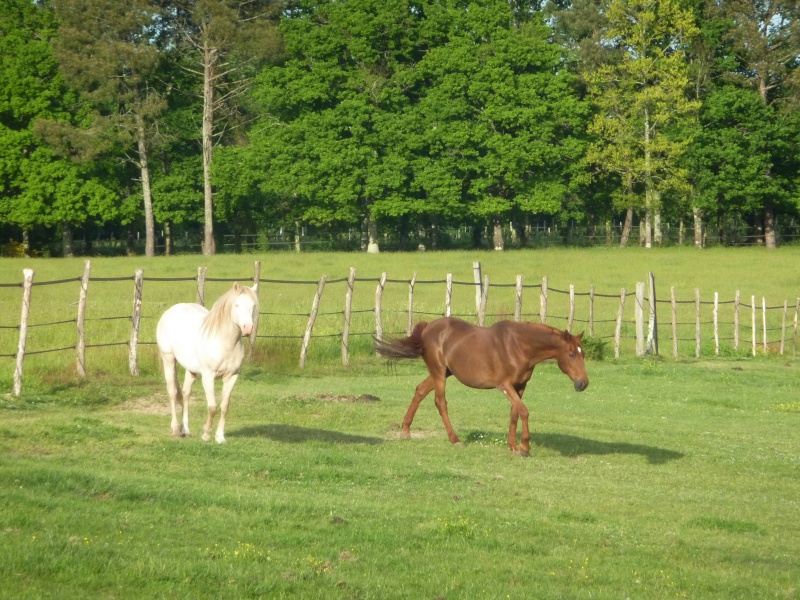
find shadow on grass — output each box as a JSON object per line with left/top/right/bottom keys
{"left": 230, "top": 424, "right": 383, "bottom": 445}
{"left": 533, "top": 432, "right": 684, "bottom": 465}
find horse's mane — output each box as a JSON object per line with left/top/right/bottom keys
{"left": 201, "top": 284, "right": 258, "bottom": 338}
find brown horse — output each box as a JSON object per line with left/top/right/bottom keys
{"left": 374, "top": 317, "right": 589, "bottom": 456}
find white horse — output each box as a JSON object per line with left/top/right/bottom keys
{"left": 156, "top": 282, "right": 259, "bottom": 444}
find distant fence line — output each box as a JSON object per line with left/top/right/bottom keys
{"left": 1, "top": 260, "right": 797, "bottom": 397}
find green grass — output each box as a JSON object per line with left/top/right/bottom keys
{"left": 1, "top": 248, "right": 799, "bottom": 598}
{"left": 1, "top": 357, "right": 799, "bottom": 599}
{"left": 2, "top": 247, "right": 799, "bottom": 382}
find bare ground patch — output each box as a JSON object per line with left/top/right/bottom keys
{"left": 286, "top": 393, "right": 381, "bottom": 403}
{"left": 116, "top": 394, "right": 174, "bottom": 415}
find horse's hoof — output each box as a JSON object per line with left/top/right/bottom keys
{"left": 215, "top": 438, "right": 226, "bottom": 445}
{"left": 513, "top": 449, "right": 531, "bottom": 458}
{"left": 202, "top": 432, "right": 212, "bottom": 442}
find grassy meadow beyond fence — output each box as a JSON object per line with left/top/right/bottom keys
{"left": 1, "top": 247, "right": 799, "bottom": 598}
{"left": 2, "top": 246, "right": 800, "bottom": 386}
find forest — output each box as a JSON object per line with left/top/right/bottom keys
{"left": 2, "top": 0, "right": 800, "bottom": 257}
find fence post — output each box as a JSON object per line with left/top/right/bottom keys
{"left": 781, "top": 299, "right": 788, "bottom": 355}
{"left": 568, "top": 284, "right": 575, "bottom": 333}
{"left": 76, "top": 260, "right": 91, "bottom": 377}
{"left": 514, "top": 275, "right": 523, "bottom": 322}
{"left": 751, "top": 295, "right": 757, "bottom": 357}
{"left": 473, "top": 261, "right": 482, "bottom": 315}
{"left": 588, "top": 285, "right": 595, "bottom": 336}
{"left": 713, "top": 292, "right": 719, "bottom": 356}
{"left": 129, "top": 269, "right": 144, "bottom": 376}
{"left": 375, "top": 272, "right": 387, "bottom": 354}
{"left": 635, "top": 282, "right": 645, "bottom": 356}
{"left": 477, "top": 275, "right": 489, "bottom": 326}
{"left": 734, "top": 290, "right": 740, "bottom": 350}
{"left": 793, "top": 298, "right": 799, "bottom": 358}
{"left": 614, "top": 288, "right": 626, "bottom": 359}
{"left": 646, "top": 272, "right": 658, "bottom": 355}
{"left": 762, "top": 297, "right": 767, "bottom": 353}
{"left": 13, "top": 269, "right": 34, "bottom": 397}
{"left": 299, "top": 274, "right": 327, "bottom": 368}
{"left": 671, "top": 286, "right": 678, "bottom": 358}
{"left": 540, "top": 276, "right": 548, "bottom": 324}
{"left": 249, "top": 261, "right": 261, "bottom": 355}
{"left": 445, "top": 274, "right": 452, "bottom": 317}
{"left": 694, "top": 288, "right": 701, "bottom": 358}
{"left": 342, "top": 267, "right": 356, "bottom": 366}
{"left": 407, "top": 272, "right": 416, "bottom": 335}
{"left": 196, "top": 266, "right": 207, "bottom": 306}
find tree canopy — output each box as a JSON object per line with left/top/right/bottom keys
{"left": 2, "top": 0, "right": 799, "bottom": 255}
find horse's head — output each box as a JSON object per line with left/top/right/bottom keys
{"left": 556, "top": 330, "right": 589, "bottom": 392}
{"left": 231, "top": 282, "right": 259, "bottom": 336}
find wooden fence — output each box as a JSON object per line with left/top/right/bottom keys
{"left": 1, "top": 260, "right": 797, "bottom": 397}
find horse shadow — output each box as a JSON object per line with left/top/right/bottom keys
{"left": 531, "top": 432, "right": 684, "bottom": 465}
{"left": 230, "top": 424, "right": 383, "bottom": 446}
{"left": 465, "top": 430, "right": 683, "bottom": 464}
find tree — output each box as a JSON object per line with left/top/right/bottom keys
{"left": 584, "top": 0, "right": 700, "bottom": 247}
{"left": 169, "top": 0, "right": 282, "bottom": 255}
{"left": 714, "top": 0, "right": 800, "bottom": 247}
{"left": 50, "top": 0, "right": 167, "bottom": 256}
{"left": 685, "top": 86, "right": 798, "bottom": 244}
{"left": 252, "top": 0, "right": 435, "bottom": 252}
{"left": 410, "top": 3, "right": 588, "bottom": 250}
{"left": 0, "top": 0, "right": 117, "bottom": 257}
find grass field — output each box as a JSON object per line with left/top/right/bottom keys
{"left": 1, "top": 358, "right": 799, "bottom": 598}
{"left": 2, "top": 246, "right": 800, "bottom": 382}
{"left": 1, "top": 248, "right": 799, "bottom": 598}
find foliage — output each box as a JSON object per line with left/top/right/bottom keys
{"left": 3, "top": 0, "right": 800, "bottom": 254}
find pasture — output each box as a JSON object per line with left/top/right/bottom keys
{"left": 1, "top": 248, "right": 799, "bottom": 598}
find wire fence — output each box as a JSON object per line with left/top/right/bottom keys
{"left": 1, "top": 260, "right": 797, "bottom": 396}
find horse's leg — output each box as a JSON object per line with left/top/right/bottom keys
{"left": 499, "top": 382, "right": 530, "bottom": 456}
{"left": 214, "top": 373, "right": 239, "bottom": 444}
{"left": 162, "top": 352, "right": 183, "bottom": 437}
{"left": 432, "top": 374, "right": 460, "bottom": 445}
{"left": 401, "top": 375, "right": 435, "bottom": 438}
{"left": 200, "top": 373, "right": 218, "bottom": 442}
{"left": 180, "top": 370, "right": 196, "bottom": 437}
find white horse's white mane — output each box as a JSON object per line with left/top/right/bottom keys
{"left": 201, "top": 284, "right": 258, "bottom": 338}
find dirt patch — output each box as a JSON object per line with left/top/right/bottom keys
{"left": 117, "top": 395, "right": 173, "bottom": 415}
{"left": 385, "top": 429, "right": 440, "bottom": 440}
{"left": 289, "top": 393, "right": 381, "bottom": 403}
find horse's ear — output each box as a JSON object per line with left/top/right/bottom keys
{"left": 251, "top": 283, "right": 259, "bottom": 293}
{"left": 576, "top": 331, "right": 584, "bottom": 341}
{"left": 232, "top": 282, "right": 241, "bottom": 292}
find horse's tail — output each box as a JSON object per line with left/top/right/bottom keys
{"left": 374, "top": 321, "right": 428, "bottom": 360}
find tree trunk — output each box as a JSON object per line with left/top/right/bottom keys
{"left": 693, "top": 207, "right": 703, "bottom": 248}
{"left": 22, "top": 227, "right": 31, "bottom": 258}
{"left": 493, "top": 217, "right": 504, "bottom": 251}
{"left": 366, "top": 213, "right": 379, "bottom": 253}
{"left": 653, "top": 209, "right": 662, "bottom": 246}
{"left": 643, "top": 210, "right": 652, "bottom": 248}
{"left": 202, "top": 40, "right": 217, "bottom": 256}
{"left": 62, "top": 223, "right": 74, "bottom": 258}
{"left": 126, "top": 226, "right": 136, "bottom": 256}
{"left": 620, "top": 207, "right": 633, "bottom": 247}
{"left": 164, "top": 221, "right": 173, "bottom": 257}
{"left": 136, "top": 114, "right": 156, "bottom": 257}
{"left": 764, "top": 205, "right": 777, "bottom": 248}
